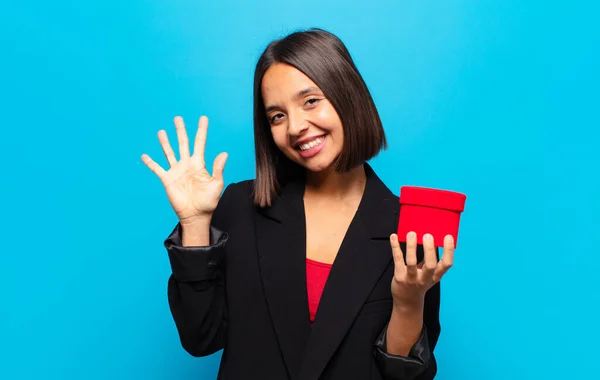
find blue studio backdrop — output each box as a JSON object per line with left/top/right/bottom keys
{"left": 1, "top": 1, "right": 598, "bottom": 379}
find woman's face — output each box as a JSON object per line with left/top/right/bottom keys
{"left": 261, "top": 63, "right": 344, "bottom": 173}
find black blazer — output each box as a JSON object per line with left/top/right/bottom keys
{"left": 165, "top": 164, "right": 441, "bottom": 380}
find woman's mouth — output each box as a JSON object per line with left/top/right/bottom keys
{"left": 296, "top": 134, "right": 327, "bottom": 158}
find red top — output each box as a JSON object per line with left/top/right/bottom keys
{"left": 306, "top": 258, "right": 332, "bottom": 324}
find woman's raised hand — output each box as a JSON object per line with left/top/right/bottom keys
{"left": 141, "top": 116, "right": 228, "bottom": 226}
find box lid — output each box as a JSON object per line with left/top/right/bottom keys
{"left": 399, "top": 186, "right": 466, "bottom": 212}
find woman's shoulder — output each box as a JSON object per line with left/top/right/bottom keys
{"left": 211, "top": 179, "right": 255, "bottom": 230}
{"left": 220, "top": 179, "right": 255, "bottom": 206}
{"left": 365, "top": 163, "right": 400, "bottom": 202}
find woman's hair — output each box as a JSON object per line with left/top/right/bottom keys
{"left": 253, "top": 28, "right": 387, "bottom": 207}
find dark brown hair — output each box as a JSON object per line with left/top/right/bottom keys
{"left": 253, "top": 28, "right": 387, "bottom": 207}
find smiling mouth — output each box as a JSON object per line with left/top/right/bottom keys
{"left": 296, "top": 135, "right": 326, "bottom": 151}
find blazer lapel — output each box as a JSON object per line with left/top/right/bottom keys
{"left": 255, "top": 179, "right": 311, "bottom": 378}
{"left": 298, "top": 164, "right": 399, "bottom": 380}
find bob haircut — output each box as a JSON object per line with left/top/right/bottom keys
{"left": 253, "top": 28, "right": 387, "bottom": 207}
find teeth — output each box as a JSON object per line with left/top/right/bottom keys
{"left": 299, "top": 136, "right": 325, "bottom": 151}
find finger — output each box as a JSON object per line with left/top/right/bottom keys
{"left": 141, "top": 154, "right": 166, "bottom": 180}
{"left": 422, "top": 233, "right": 437, "bottom": 280}
{"left": 157, "top": 130, "right": 177, "bottom": 167}
{"left": 406, "top": 231, "right": 418, "bottom": 278}
{"left": 389, "top": 233, "right": 406, "bottom": 270}
{"left": 433, "top": 235, "right": 455, "bottom": 283}
{"left": 212, "top": 152, "right": 228, "bottom": 180}
{"left": 174, "top": 116, "right": 190, "bottom": 160}
{"left": 193, "top": 116, "right": 208, "bottom": 167}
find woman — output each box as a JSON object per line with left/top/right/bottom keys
{"left": 142, "top": 28, "right": 454, "bottom": 380}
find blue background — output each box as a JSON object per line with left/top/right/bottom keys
{"left": 1, "top": 0, "right": 598, "bottom": 379}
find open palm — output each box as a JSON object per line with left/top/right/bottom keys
{"left": 141, "top": 116, "right": 228, "bottom": 225}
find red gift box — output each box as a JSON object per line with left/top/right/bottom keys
{"left": 397, "top": 186, "right": 467, "bottom": 248}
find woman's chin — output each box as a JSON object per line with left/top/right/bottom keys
{"left": 301, "top": 158, "right": 336, "bottom": 174}
{"left": 286, "top": 150, "right": 339, "bottom": 174}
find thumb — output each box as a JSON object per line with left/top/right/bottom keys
{"left": 212, "top": 152, "right": 228, "bottom": 180}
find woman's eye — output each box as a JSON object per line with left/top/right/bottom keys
{"left": 305, "top": 98, "right": 320, "bottom": 107}
{"left": 270, "top": 113, "right": 283, "bottom": 123}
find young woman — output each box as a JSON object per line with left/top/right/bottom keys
{"left": 142, "top": 28, "right": 454, "bottom": 380}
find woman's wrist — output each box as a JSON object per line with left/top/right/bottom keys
{"left": 392, "top": 294, "right": 425, "bottom": 315}
{"left": 181, "top": 215, "right": 213, "bottom": 247}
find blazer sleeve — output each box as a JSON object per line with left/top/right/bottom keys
{"left": 373, "top": 281, "right": 441, "bottom": 380}
{"left": 165, "top": 182, "right": 237, "bottom": 357}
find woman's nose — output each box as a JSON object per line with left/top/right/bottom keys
{"left": 287, "top": 114, "right": 308, "bottom": 136}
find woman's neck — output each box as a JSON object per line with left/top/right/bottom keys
{"left": 304, "top": 163, "right": 367, "bottom": 200}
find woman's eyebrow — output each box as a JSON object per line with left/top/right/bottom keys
{"left": 294, "top": 86, "right": 321, "bottom": 99}
{"left": 265, "top": 87, "right": 322, "bottom": 113}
